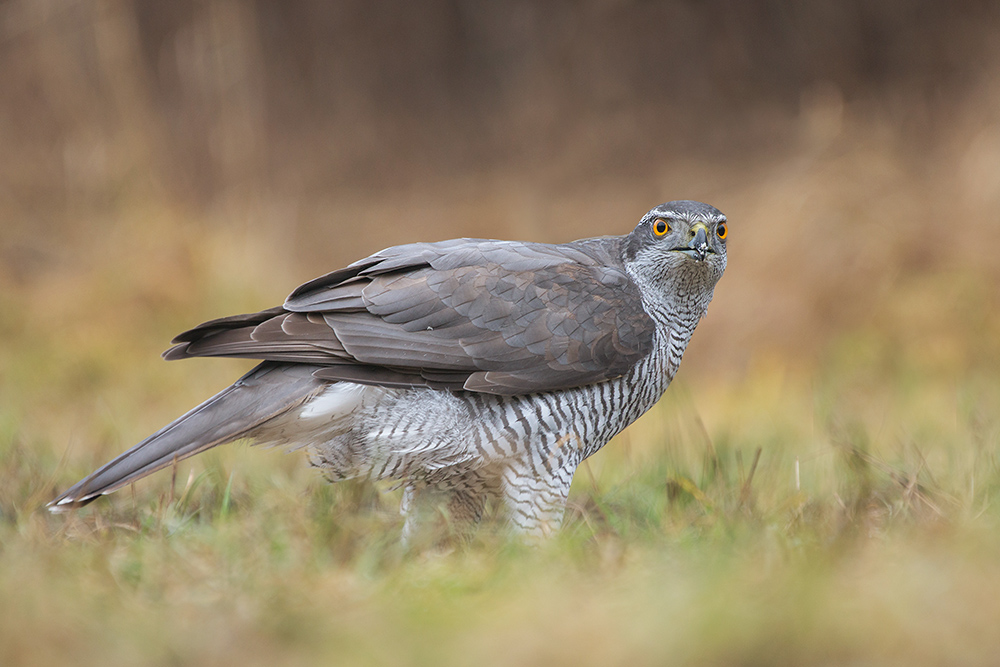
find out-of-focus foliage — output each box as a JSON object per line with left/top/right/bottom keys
{"left": 3, "top": 0, "right": 1000, "bottom": 378}
{"left": 3, "top": 2, "right": 1000, "bottom": 665}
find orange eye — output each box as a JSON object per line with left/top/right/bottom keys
{"left": 716, "top": 222, "right": 728, "bottom": 240}
{"left": 653, "top": 218, "right": 670, "bottom": 236}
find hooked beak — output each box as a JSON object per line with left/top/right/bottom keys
{"left": 672, "top": 223, "right": 712, "bottom": 262}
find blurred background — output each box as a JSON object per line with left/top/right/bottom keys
{"left": 6, "top": 4, "right": 1000, "bottom": 664}
{"left": 2, "top": 0, "right": 1000, "bottom": 445}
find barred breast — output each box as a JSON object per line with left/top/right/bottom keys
{"left": 298, "top": 321, "right": 696, "bottom": 536}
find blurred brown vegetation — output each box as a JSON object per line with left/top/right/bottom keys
{"left": 5, "top": 7, "right": 1000, "bottom": 665}
{"left": 2, "top": 0, "right": 1000, "bottom": 384}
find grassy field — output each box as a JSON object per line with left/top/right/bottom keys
{"left": 3, "top": 197, "right": 1000, "bottom": 667}
{"left": 5, "top": 4, "right": 1000, "bottom": 664}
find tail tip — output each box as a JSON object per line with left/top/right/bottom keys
{"left": 47, "top": 493, "right": 97, "bottom": 513}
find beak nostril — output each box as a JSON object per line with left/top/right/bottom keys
{"left": 682, "top": 225, "right": 712, "bottom": 261}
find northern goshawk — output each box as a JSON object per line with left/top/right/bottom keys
{"left": 51, "top": 200, "right": 728, "bottom": 538}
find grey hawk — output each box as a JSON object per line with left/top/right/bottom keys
{"left": 50, "top": 200, "right": 728, "bottom": 538}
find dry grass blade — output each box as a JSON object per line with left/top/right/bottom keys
{"left": 739, "top": 447, "right": 762, "bottom": 508}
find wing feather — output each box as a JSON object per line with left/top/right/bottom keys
{"left": 165, "top": 237, "right": 656, "bottom": 395}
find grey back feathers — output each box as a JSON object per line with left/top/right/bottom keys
{"left": 51, "top": 200, "right": 728, "bottom": 538}
{"left": 166, "top": 235, "right": 655, "bottom": 395}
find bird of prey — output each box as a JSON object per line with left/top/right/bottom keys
{"left": 50, "top": 200, "right": 728, "bottom": 539}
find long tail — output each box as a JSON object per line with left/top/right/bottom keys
{"left": 49, "top": 362, "right": 326, "bottom": 510}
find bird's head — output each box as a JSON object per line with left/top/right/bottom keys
{"left": 622, "top": 200, "right": 727, "bottom": 309}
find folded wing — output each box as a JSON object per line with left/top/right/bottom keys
{"left": 164, "top": 237, "right": 656, "bottom": 395}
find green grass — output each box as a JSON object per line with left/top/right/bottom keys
{"left": 4, "top": 360, "right": 1000, "bottom": 666}
{"left": 4, "top": 218, "right": 1000, "bottom": 666}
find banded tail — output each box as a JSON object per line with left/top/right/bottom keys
{"left": 50, "top": 363, "right": 325, "bottom": 510}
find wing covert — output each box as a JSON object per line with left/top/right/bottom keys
{"left": 165, "top": 237, "right": 656, "bottom": 395}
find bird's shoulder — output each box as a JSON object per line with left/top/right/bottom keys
{"left": 284, "top": 236, "right": 632, "bottom": 311}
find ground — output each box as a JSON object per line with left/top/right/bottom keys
{"left": 3, "top": 203, "right": 1000, "bottom": 666}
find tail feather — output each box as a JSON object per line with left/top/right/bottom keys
{"left": 50, "top": 362, "right": 326, "bottom": 510}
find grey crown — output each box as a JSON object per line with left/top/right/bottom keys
{"left": 51, "top": 200, "right": 728, "bottom": 539}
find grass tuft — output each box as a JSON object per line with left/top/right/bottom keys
{"left": 4, "top": 211, "right": 1000, "bottom": 666}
